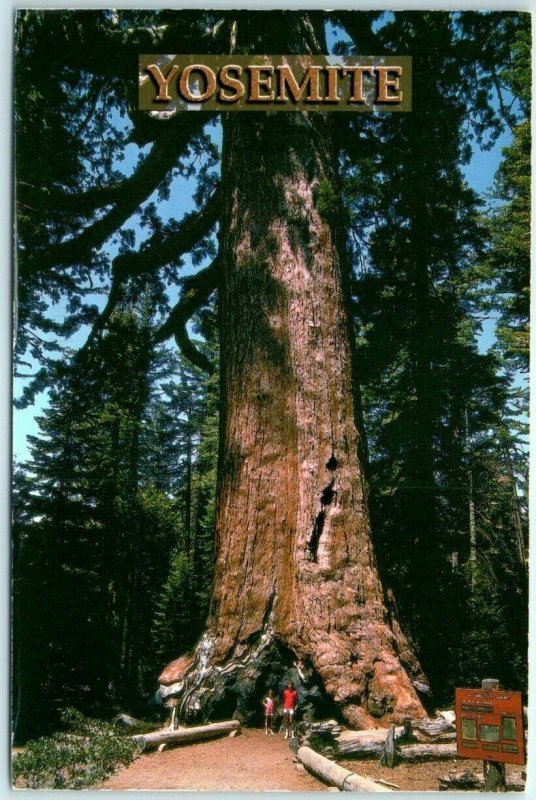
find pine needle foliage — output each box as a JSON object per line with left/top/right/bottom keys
{"left": 12, "top": 707, "right": 141, "bottom": 789}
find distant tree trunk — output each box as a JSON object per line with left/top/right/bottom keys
{"left": 184, "top": 417, "right": 193, "bottom": 555}
{"left": 404, "top": 232, "right": 444, "bottom": 686}
{"left": 165, "top": 16, "right": 428, "bottom": 729}
{"left": 502, "top": 442, "right": 528, "bottom": 576}
{"left": 465, "top": 410, "right": 477, "bottom": 592}
{"left": 108, "top": 415, "right": 122, "bottom": 700}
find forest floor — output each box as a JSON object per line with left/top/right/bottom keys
{"left": 100, "top": 728, "right": 523, "bottom": 792}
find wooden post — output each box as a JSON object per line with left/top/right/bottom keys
{"left": 482, "top": 679, "right": 506, "bottom": 792}
{"left": 380, "top": 724, "right": 397, "bottom": 767}
{"left": 403, "top": 717, "right": 413, "bottom": 740}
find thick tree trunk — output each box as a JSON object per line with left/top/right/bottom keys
{"left": 161, "top": 15, "right": 428, "bottom": 729}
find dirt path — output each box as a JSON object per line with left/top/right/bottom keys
{"left": 101, "top": 728, "right": 325, "bottom": 792}
{"left": 101, "top": 728, "right": 528, "bottom": 793}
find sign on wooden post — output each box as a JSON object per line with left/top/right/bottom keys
{"left": 454, "top": 687, "right": 525, "bottom": 766}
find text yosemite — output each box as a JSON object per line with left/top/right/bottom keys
{"left": 139, "top": 56, "right": 412, "bottom": 112}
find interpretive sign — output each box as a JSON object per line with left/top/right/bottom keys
{"left": 455, "top": 688, "right": 525, "bottom": 765}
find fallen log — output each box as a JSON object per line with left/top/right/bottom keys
{"left": 338, "top": 728, "right": 404, "bottom": 744}
{"left": 299, "top": 734, "right": 338, "bottom": 756}
{"left": 299, "top": 720, "right": 342, "bottom": 736}
{"left": 132, "top": 719, "right": 241, "bottom": 752}
{"left": 301, "top": 716, "right": 456, "bottom": 759}
{"left": 390, "top": 716, "right": 454, "bottom": 744}
{"left": 414, "top": 731, "right": 456, "bottom": 744}
{"left": 337, "top": 740, "right": 384, "bottom": 759}
{"left": 297, "top": 746, "right": 392, "bottom": 792}
{"left": 412, "top": 731, "right": 456, "bottom": 744}
{"left": 338, "top": 740, "right": 457, "bottom": 761}
{"left": 393, "top": 743, "right": 458, "bottom": 762}
{"left": 412, "top": 717, "right": 455, "bottom": 737}
{"left": 337, "top": 716, "right": 453, "bottom": 748}
{"left": 297, "top": 719, "right": 343, "bottom": 757}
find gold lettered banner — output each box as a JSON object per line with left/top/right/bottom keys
{"left": 139, "top": 55, "right": 412, "bottom": 112}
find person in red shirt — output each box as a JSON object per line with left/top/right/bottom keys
{"left": 282, "top": 681, "right": 298, "bottom": 739}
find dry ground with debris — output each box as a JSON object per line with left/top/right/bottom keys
{"left": 339, "top": 757, "right": 515, "bottom": 792}
{"left": 101, "top": 728, "right": 526, "bottom": 792}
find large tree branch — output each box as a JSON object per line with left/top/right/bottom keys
{"left": 81, "top": 189, "right": 220, "bottom": 352}
{"left": 17, "top": 114, "right": 213, "bottom": 218}
{"left": 17, "top": 179, "right": 123, "bottom": 216}
{"left": 21, "top": 115, "right": 212, "bottom": 278}
{"left": 154, "top": 258, "right": 220, "bottom": 373}
{"left": 113, "top": 185, "right": 220, "bottom": 280}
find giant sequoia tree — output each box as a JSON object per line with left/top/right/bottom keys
{"left": 15, "top": 9, "right": 528, "bottom": 729}
{"left": 173, "top": 27, "right": 431, "bottom": 729}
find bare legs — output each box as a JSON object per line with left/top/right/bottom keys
{"left": 283, "top": 711, "right": 295, "bottom": 739}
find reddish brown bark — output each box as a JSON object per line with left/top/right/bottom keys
{"left": 160, "top": 16, "right": 428, "bottom": 728}
{"left": 160, "top": 123, "right": 428, "bottom": 727}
